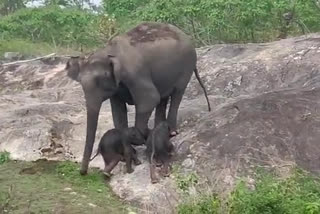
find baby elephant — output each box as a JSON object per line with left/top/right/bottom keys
{"left": 90, "top": 127, "right": 145, "bottom": 177}
{"left": 146, "top": 121, "right": 174, "bottom": 183}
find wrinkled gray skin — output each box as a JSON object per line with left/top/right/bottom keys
{"left": 89, "top": 127, "right": 145, "bottom": 175}
{"left": 146, "top": 121, "right": 174, "bottom": 184}
{"left": 65, "top": 22, "right": 211, "bottom": 175}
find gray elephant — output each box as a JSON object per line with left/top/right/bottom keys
{"left": 65, "top": 22, "right": 211, "bottom": 175}
{"left": 89, "top": 127, "right": 144, "bottom": 176}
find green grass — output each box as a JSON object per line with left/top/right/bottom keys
{"left": 177, "top": 169, "right": 320, "bottom": 214}
{"left": 0, "top": 151, "right": 10, "bottom": 165}
{"left": 0, "top": 39, "right": 81, "bottom": 58}
{"left": 0, "top": 159, "right": 129, "bottom": 214}
{"left": 178, "top": 194, "right": 221, "bottom": 214}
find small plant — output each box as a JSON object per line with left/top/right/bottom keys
{"left": 56, "top": 161, "right": 108, "bottom": 193}
{"left": 177, "top": 168, "right": 320, "bottom": 214}
{"left": 229, "top": 169, "right": 320, "bottom": 214}
{"left": 178, "top": 194, "right": 221, "bottom": 214}
{"left": 176, "top": 172, "right": 199, "bottom": 194}
{"left": 0, "top": 151, "right": 10, "bottom": 165}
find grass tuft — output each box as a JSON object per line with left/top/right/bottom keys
{"left": 0, "top": 151, "right": 10, "bottom": 165}
{"left": 177, "top": 168, "right": 320, "bottom": 214}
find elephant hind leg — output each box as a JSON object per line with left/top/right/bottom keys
{"left": 167, "top": 89, "right": 185, "bottom": 137}
{"left": 103, "top": 155, "right": 121, "bottom": 176}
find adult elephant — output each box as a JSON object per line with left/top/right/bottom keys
{"left": 65, "top": 22, "right": 211, "bottom": 175}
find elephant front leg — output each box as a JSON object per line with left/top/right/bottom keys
{"left": 80, "top": 97, "right": 102, "bottom": 175}
{"left": 135, "top": 111, "right": 154, "bottom": 139}
{"left": 125, "top": 74, "right": 161, "bottom": 138}
{"left": 110, "top": 96, "right": 128, "bottom": 129}
{"left": 155, "top": 97, "right": 169, "bottom": 127}
{"left": 167, "top": 89, "right": 185, "bottom": 137}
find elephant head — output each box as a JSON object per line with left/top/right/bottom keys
{"left": 66, "top": 53, "right": 121, "bottom": 99}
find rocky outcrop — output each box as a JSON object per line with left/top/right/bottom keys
{"left": 2, "top": 33, "right": 320, "bottom": 213}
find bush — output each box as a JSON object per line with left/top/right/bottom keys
{"left": 0, "top": 6, "right": 116, "bottom": 51}
{"left": 229, "top": 170, "right": 320, "bottom": 214}
{"left": 178, "top": 194, "right": 221, "bottom": 214}
{"left": 0, "top": 151, "right": 10, "bottom": 165}
{"left": 103, "top": 0, "right": 320, "bottom": 46}
{"left": 177, "top": 169, "right": 320, "bottom": 214}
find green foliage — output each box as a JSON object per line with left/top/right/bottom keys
{"left": 176, "top": 172, "right": 199, "bottom": 193}
{"left": 0, "top": 0, "right": 28, "bottom": 16}
{"left": 56, "top": 161, "right": 108, "bottom": 192}
{"left": 177, "top": 169, "right": 320, "bottom": 214}
{"left": 0, "top": 39, "right": 79, "bottom": 57}
{"left": 103, "top": 0, "right": 149, "bottom": 19}
{"left": 43, "top": 0, "right": 96, "bottom": 10}
{"left": 0, "top": 6, "right": 114, "bottom": 51}
{"left": 178, "top": 194, "right": 221, "bottom": 214}
{"left": 229, "top": 170, "right": 320, "bottom": 214}
{"left": 0, "top": 151, "right": 10, "bottom": 165}
{"left": 0, "top": 160, "right": 127, "bottom": 213}
{"left": 103, "top": 0, "right": 320, "bottom": 46}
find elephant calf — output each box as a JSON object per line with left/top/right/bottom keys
{"left": 90, "top": 127, "right": 145, "bottom": 176}
{"left": 146, "top": 121, "right": 174, "bottom": 183}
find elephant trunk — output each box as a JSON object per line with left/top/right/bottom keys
{"left": 80, "top": 99, "right": 102, "bottom": 175}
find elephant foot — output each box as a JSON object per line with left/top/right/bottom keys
{"left": 151, "top": 178, "right": 160, "bottom": 184}
{"left": 169, "top": 131, "right": 178, "bottom": 138}
{"left": 160, "top": 166, "right": 170, "bottom": 177}
{"left": 103, "top": 172, "right": 113, "bottom": 181}
{"left": 134, "top": 159, "right": 142, "bottom": 165}
{"left": 80, "top": 169, "right": 88, "bottom": 176}
{"left": 127, "top": 168, "right": 134, "bottom": 174}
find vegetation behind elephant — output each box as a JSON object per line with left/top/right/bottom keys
{"left": 65, "top": 21, "right": 211, "bottom": 175}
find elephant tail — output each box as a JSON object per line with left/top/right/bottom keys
{"left": 193, "top": 68, "right": 211, "bottom": 111}
{"left": 89, "top": 148, "right": 100, "bottom": 161}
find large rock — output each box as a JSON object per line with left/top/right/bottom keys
{"left": 2, "top": 33, "right": 320, "bottom": 213}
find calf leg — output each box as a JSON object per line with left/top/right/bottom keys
{"left": 159, "top": 155, "right": 171, "bottom": 177}
{"left": 150, "top": 162, "right": 159, "bottom": 184}
{"left": 124, "top": 145, "right": 134, "bottom": 173}
{"left": 155, "top": 159, "right": 162, "bottom": 167}
{"left": 103, "top": 155, "right": 121, "bottom": 177}
{"left": 132, "top": 148, "right": 141, "bottom": 165}
{"left": 148, "top": 154, "right": 159, "bottom": 183}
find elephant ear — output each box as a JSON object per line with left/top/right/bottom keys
{"left": 65, "top": 56, "right": 84, "bottom": 82}
{"left": 108, "top": 54, "right": 121, "bottom": 86}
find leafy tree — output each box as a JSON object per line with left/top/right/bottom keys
{"left": 43, "top": 0, "right": 95, "bottom": 10}
{"left": 42, "top": 0, "right": 71, "bottom": 6}
{"left": 0, "top": 0, "right": 29, "bottom": 16}
{"left": 102, "top": 0, "right": 320, "bottom": 46}
{"left": 0, "top": 7, "right": 115, "bottom": 50}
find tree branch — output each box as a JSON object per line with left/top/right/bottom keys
{"left": 2, "top": 53, "right": 56, "bottom": 66}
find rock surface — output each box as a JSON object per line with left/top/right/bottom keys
{"left": 2, "top": 34, "right": 320, "bottom": 213}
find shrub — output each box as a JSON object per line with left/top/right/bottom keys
{"left": 103, "top": 0, "right": 320, "bottom": 46}
{"left": 177, "top": 169, "right": 320, "bottom": 214}
{"left": 0, "top": 151, "right": 10, "bottom": 165}
{"left": 0, "top": 6, "right": 116, "bottom": 50}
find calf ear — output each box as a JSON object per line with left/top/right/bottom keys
{"left": 65, "top": 56, "right": 83, "bottom": 82}
{"left": 108, "top": 54, "right": 121, "bottom": 86}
